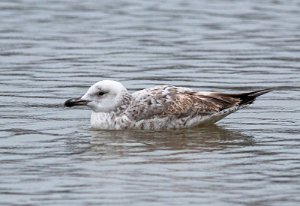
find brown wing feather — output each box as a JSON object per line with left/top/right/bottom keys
{"left": 163, "top": 92, "right": 240, "bottom": 117}
{"left": 126, "top": 86, "right": 242, "bottom": 121}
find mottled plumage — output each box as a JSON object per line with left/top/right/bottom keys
{"left": 64, "top": 80, "right": 271, "bottom": 130}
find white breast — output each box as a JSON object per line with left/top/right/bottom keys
{"left": 91, "top": 112, "right": 115, "bottom": 130}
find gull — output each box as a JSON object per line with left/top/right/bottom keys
{"left": 64, "top": 80, "right": 271, "bottom": 130}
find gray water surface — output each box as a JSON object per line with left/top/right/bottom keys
{"left": 0, "top": 0, "right": 300, "bottom": 205}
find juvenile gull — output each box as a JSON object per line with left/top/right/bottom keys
{"left": 64, "top": 80, "right": 271, "bottom": 130}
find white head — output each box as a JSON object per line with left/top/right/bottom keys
{"left": 64, "top": 80, "right": 128, "bottom": 112}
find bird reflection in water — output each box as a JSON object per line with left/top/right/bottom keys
{"left": 86, "top": 126, "right": 254, "bottom": 160}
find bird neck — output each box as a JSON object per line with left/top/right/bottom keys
{"left": 112, "top": 93, "right": 132, "bottom": 115}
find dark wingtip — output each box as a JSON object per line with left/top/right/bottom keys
{"left": 238, "top": 88, "right": 273, "bottom": 105}
{"left": 247, "top": 88, "right": 273, "bottom": 97}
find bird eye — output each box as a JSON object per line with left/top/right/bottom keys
{"left": 98, "top": 91, "right": 106, "bottom": 96}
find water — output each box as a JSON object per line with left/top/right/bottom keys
{"left": 0, "top": 0, "right": 300, "bottom": 205}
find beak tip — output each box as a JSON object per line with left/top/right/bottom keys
{"left": 64, "top": 99, "right": 74, "bottom": 107}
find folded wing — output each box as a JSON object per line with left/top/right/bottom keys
{"left": 124, "top": 86, "right": 260, "bottom": 121}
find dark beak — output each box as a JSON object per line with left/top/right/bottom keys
{"left": 64, "top": 97, "right": 90, "bottom": 107}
